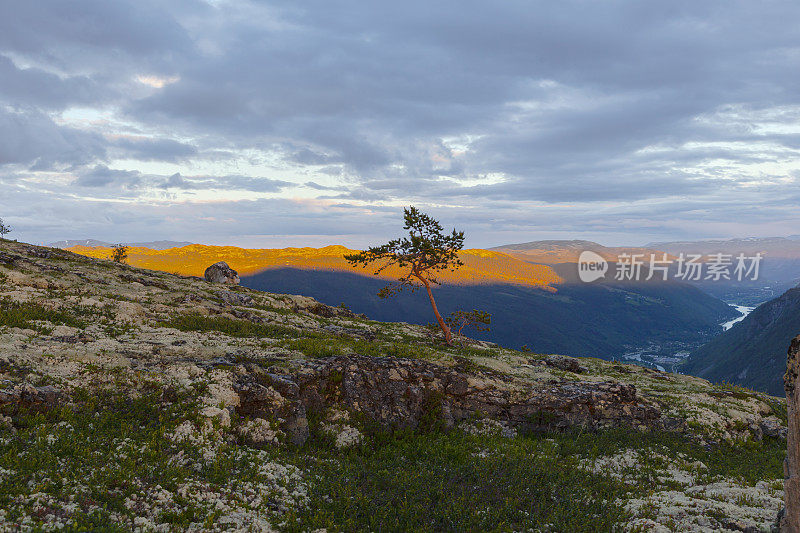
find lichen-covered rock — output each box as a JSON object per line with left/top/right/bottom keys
{"left": 217, "top": 290, "right": 253, "bottom": 307}
{"left": 590, "top": 448, "right": 784, "bottom": 532}
{"left": 238, "top": 418, "right": 283, "bottom": 446}
{"left": 531, "top": 354, "right": 588, "bottom": 374}
{"left": 200, "top": 406, "right": 231, "bottom": 428}
{"left": 761, "top": 417, "right": 788, "bottom": 440}
{"left": 236, "top": 354, "right": 662, "bottom": 445}
{"left": 204, "top": 262, "right": 240, "bottom": 285}
{"left": 321, "top": 423, "right": 364, "bottom": 448}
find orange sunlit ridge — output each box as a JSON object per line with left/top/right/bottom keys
{"left": 67, "top": 244, "right": 562, "bottom": 289}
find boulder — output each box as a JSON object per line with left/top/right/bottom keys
{"left": 204, "top": 262, "right": 240, "bottom": 285}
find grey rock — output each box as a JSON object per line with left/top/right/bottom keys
{"left": 204, "top": 262, "right": 240, "bottom": 285}
{"left": 760, "top": 418, "right": 788, "bottom": 440}
{"left": 783, "top": 334, "right": 800, "bottom": 532}
{"left": 217, "top": 290, "right": 253, "bottom": 307}
{"left": 306, "top": 302, "right": 363, "bottom": 320}
{"left": 532, "top": 355, "right": 588, "bottom": 374}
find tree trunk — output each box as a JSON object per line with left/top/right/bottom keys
{"left": 784, "top": 335, "right": 800, "bottom": 533}
{"left": 420, "top": 277, "right": 452, "bottom": 344}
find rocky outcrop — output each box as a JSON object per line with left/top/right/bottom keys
{"left": 204, "top": 262, "right": 240, "bottom": 285}
{"left": 783, "top": 335, "right": 800, "bottom": 533}
{"left": 0, "top": 384, "right": 63, "bottom": 413}
{"left": 530, "top": 354, "right": 588, "bottom": 374}
{"left": 235, "top": 354, "right": 663, "bottom": 445}
{"left": 217, "top": 290, "right": 254, "bottom": 307}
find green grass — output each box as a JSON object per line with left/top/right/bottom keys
{"left": 283, "top": 427, "right": 785, "bottom": 533}
{"left": 285, "top": 431, "right": 630, "bottom": 532}
{"left": 281, "top": 334, "right": 432, "bottom": 360}
{"left": 1, "top": 384, "right": 196, "bottom": 529}
{"left": 285, "top": 337, "right": 345, "bottom": 358}
{"left": 163, "top": 313, "right": 304, "bottom": 339}
{"left": 549, "top": 428, "right": 786, "bottom": 486}
{"left": 0, "top": 381, "right": 786, "bottom": 532}
{"left": 0, "top": 298, "right": 84, "bottom": 333}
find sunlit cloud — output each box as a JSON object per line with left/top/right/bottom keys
{"left": 136, "top": 75, "right": 180, "bottom": 89}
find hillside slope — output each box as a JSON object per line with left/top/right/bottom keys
{"left": 2, "top": 239, "right": 786, "bottom": 531}
{"left": 684, "top": 286, "right": 800, "bottom": 395}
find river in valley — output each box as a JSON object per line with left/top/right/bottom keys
{"left": 618, "top": 302, "right": 758, "bottom": 372}
{"left": 720, "top": 304, "right": 756, "bottom": 331}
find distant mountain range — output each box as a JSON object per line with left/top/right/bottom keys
{"left": 648, "top": 236, "right": 800, "bottom": 255}
{"left": 51, "top": 239, "right": 193, "bottom": 250}
{"left": 494, "top": 238, "right": 800, "bottom": 305}
{"left": 683, "top": 284, "right": 800, "bottom": 395}
{"left": 63, "top": 235, "right": 800, "bottom": 303}
{"left": 490, "top": 240, "right": 666, "bottom": 265}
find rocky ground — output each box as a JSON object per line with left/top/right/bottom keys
{"left": 0, "top": 239, "right": 789, "bottom": 532}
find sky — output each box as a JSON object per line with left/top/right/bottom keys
{"left": 2, "top": 0, "right": 800, "bottom": 249}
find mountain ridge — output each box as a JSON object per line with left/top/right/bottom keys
{"left": 490, "top": 240, "right": 669, "bottom": 264}
{"left": 51, "top": 239, "right": 194, "bottom": 250}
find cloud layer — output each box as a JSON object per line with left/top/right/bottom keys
{"left": 2, "top": 0, "right": 800, "bottom": 247}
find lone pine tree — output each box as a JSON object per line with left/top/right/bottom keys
{"left": 345, "top": 207, "right": 465, "bottom": 344}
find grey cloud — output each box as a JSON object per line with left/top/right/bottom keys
{"left": 124, "top": 0, "right": 800, "bottom": 192}
{"left": 2, "top": 0, "right": 800, "bottom": 244}
{"left": 304, "top": 181, "right": 348, "bottom": 191}
{"left": 0, "top": 0, "right": 197, "bottom": 70}
{"left": 0, "top": 55, "right": 105, "bottom": 110}
{"left": 289, "top": 148, "right": 339, "bottom": 165}
{"left": 74, "top": 165, "right": 141, "bottom": 188}
{"left": 158, "top": 173, "right": 292, "bottom": 193}
{"left": 0, "top": 108, "right": 106, "bottom": 169}
{"left": 109, "top": 137, "right": 198, "bottom": 162}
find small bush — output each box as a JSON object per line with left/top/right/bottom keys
{"left": 110, "top": 244, "right": 129, "bottom": 263}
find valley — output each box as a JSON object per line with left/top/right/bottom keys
{"left": 619, "top": 303, "right": 758, "bottom": 373}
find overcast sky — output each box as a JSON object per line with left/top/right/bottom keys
{"left": 2, "top": 0, "right": 800, "bottom": 248}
